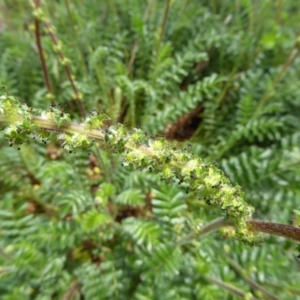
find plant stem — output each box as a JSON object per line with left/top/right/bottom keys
{"left": 253, "top": 32, "right": 300, "bottom": 117}
{"left": 63, "top": 0, "right": 89, "bottom": 76}
{"left": 264, "top": 281, "right": 300, "bottom": 296}
{"left": 226, "top": 257, "right": 280, "bottom": 300}
{"left": 44, "top": 22, "right": 86, "bottom": 118}
{"left": 203, "top": 276, "right": 259, "bottom": 300}
{"left": 247, "top": 220, "right": 300, "bottom": 243}
{"left": 155, "top": 0, "right": 171, "bottom": 66}
{"left": 181, "top": 0, "right": 190, "bottom": 16}
{"left": 62, "top": 279, "right": 81, "bottom": 300}
{"left": 177, "top": 217, "right": 300, "bottom": 246}
{"left": 126, "top": 0, "right": 153, "bottom": 75}
{"left": 94, "top": 146, "right": 112, "bottom": 183}
{"left": 0, "top": 115, "right": 102, "bottom": 140}
{"left": 33, "top": 0, "right": 53, "bottom": 101}
{"left": 177, "top": 217, "right": 231, "bottom": 246}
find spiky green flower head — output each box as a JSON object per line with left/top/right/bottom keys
{"left": 64, "top": 133, "right": 93, "bottom": 150}
{"left": 0, "top": 95, "right": 38, "bottom": 145}
{"left": 84, "top": 112, "right": 110, "bottom": 130}
{"left": 41, "top": 107, "right": 71, "bottom": 126}
{"left": 128, "top": 128, "right": 147, "bottom": 145}
{"left": 0, "top": 94, "right": 20, "bottom": 116}
{"left": 0, "top": 94, "right": 259, "bottom": 244}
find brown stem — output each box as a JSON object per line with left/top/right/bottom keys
{"left": 33, "top": 0, "right": 53, "bottom": 101}
{"left": 247, "top": 220, "right": 300, "bottom": 243}
{"left": 44, "top": 22, "right": 86, "bottom": 118}
{"left": 177, "top": 217, "right": 300, "bottom": 246}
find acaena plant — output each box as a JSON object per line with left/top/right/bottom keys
{"left": 1, "top": 0, "right": 300, "bottom": 299}
{"left": 1, "top": 93, "right": 300, "bottom": 245}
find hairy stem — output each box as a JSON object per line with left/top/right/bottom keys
{"left": 247, "top": 219, "right": 300, "bottom": 243}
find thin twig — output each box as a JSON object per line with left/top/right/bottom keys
{"left": 155, "top": 0, "right": 171, "bottom": 66}
{"left": 177, "top": 217, "right": 231, "bottom": 246}
{"left": 62, "top": 279, "right": 81, "bottom": 300}
{"left": 253, "top": 31, "right": 300, "bottom": 117}
{"left": 44, "top": 22, "right": 86, "bottom": 118}
{"left": 33, "top": 0, "right": 53, "bottom": 102}
{"left": 177, "top": 217, "right": 300, "bottom": 246}
{"left": 264, "top": 281, "right": 300, "bottom": 296}
{"left": 126, "top": 0, "right": 153, "bottom": 75}
{"left": 203, "top": 276, "right": 259, "bottom": 300}
{"left": 226, "top": 257, "right": 280, "bottom": 300}
{"left": 63, "top": 0, "right": 89, "bottom": 76}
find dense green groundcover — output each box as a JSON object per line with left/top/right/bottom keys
{"left": 0, "top": 0, "right": 300, "bottom": 299}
